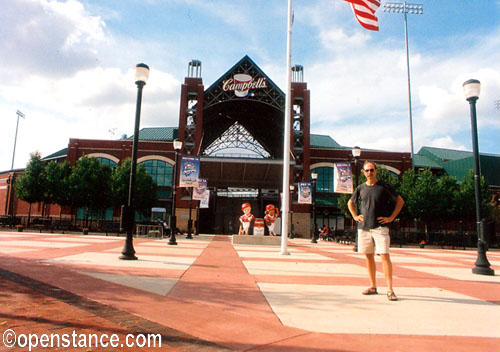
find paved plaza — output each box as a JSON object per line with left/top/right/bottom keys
{"left": 0, "top": 230, "right": 499, "bottom": 351}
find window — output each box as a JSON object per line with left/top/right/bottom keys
{"left": 95, "top": 157, "right": 117, "bottom": 168}
{"left": 312, "top": 167, "right": 334, "bottom": 193}
{"left": 140, "top": 159, "right": 173, "bottom": 187}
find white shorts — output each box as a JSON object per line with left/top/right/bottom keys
{"left": 358, "top": 227, "right": 390, "bottom": 254}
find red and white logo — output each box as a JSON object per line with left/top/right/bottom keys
{"left": 222, "top": 74, "right": 267, "bottom": 97}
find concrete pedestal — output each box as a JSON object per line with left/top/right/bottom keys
{"left": 232, "top": 235, "right": 281, "bottom": 245}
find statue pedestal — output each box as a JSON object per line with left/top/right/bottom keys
{"left": 232, "top": 235, "right": 281, "bottom": 245}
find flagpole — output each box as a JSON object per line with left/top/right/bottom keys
{"left": 280, "top": 0, "right": 292, "bottom": 255}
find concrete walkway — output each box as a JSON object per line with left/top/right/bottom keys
{"left": 0, "top": 230, "right": 499, "bottom": 351}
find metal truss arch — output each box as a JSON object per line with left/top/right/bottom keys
{"left": 203, "top": 121, "right": 271, "bottom": 158}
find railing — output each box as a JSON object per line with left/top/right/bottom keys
{"left": 323, "top": 228, "right": 499, "bottom": 249}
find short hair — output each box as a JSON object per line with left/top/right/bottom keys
{"left": 363, "top": 160, "right": 377, "bottom": 169}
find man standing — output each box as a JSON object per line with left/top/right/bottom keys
{"left": 348, "top": 161, "right": 404, "bottom": 301}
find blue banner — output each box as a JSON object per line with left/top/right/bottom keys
{"left": 179, "top": 155, "right": 200, "bottom": 187}
{"left": 298, "top": 182, "right": 312, "bottom": 204}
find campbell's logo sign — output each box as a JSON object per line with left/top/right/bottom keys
{"left": 222, "top": 73, "right": 267, "bottom": 97}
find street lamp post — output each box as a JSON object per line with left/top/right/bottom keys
{"left": 463, "top": 79, "right": 494, "bottom": 276}
{"left": 383, "top": 2, "right": 423, "bottom": 171}
{"left": 195, "top": 200, "right": 200, "bottom": 236}
{"left": 311, "top": 172, "right": 318, "bottom": 243}
{"left": 120, "top": 63, "right": 149, "bottom": 260}
{"left": 352, "top": 146, "right": 361, "bottom": 252}
{"left": 169, "top": 139, "right": 183, "bottom": 245}
{"left": 187, "top": 188, "right": 193, "bottom": 239}
{"left": 289, "top": 184, "right": 295, "bottom": 238}
{"left": 11, "top": 110, "right": 25, "bottom": 170}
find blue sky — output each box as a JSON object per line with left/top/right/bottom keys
{"left": 1, "top": 0, "right": 499, "bottom": 171}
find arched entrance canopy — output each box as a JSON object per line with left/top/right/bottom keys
{"left": 202, "top": 56, "right": 286, "bottom": 159}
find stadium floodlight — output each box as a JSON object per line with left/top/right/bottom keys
{"left": 383, "top": 1, "right": 423, "bottom": 171}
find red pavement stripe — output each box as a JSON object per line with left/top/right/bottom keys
{"left": 168, "top": 235, "right": 282, "bottom": 324}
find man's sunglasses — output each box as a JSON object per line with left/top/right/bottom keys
{"left": 363, "top": 169, "right": 375, "bottom": 173}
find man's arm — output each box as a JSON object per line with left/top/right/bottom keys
{"left": 348, "top": 199, "right": 364, "bottom": 223}
{"left": 377, "top": 195, "right": 404, "bottom": 224}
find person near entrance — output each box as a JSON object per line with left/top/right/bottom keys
{"left": 239, "top": 202, "right": 254, "bottom": 235}
{"left": 347, "top": 161, "right": 404, "bottom": 301}
{"left": 264, "top": 204, "right": 279, "bottom": 236}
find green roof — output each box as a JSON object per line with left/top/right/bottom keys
{"left": 129, "top": 127, "right": 178, "bottom": 141}
{"left": 416, "top": 146, "right": 500, "bottom": 187}
{"left": 413, "top": 154, "right": 443, "bottom": 169}
{"left": 418, "top": 147, "right": 473, "bottom": 163}
{"left": 443, "top": 155, "right": 500, "bottom": 187}
{"left": 310, "top": 134, "right": 342, "bottom": 149}
{"left": 42, "top": 148, "right": 68, "bottom": 161}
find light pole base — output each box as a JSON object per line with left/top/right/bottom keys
{"left": 119, "top": 253, "right": 138, "bottom": 260}
{"left": 168, "top": 233, "right": 178, "bottom": 245}
{"left": 472, "top": 266, "right": 495, "bottom": 276}
{"left": 311, "top": 238, "right": 317, "bottom": 244}
{"left": 472, "top": 241, "right": 494, "bottom": 276}
{"left": 119, "top": 231, "right": 137, "bottom": 260}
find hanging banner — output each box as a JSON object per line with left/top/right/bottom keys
{"left": 298, "top": 182, "right": 312, "bottom": 204}
{"left": 179, "top": 155, "right": 200, "bottom": 187}
{"left": 193, "top": 178, "right": 208, "bottom": 200}
{"left": 200, "top": 190, "right": 210, "bottom": 208}
{"left": 334, "top": 162, "right": 353, "bottom": 194}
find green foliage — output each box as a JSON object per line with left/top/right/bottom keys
{"left": 15, "top": 152, "right": 46, "bottom": 204}
{"left": 338, "top": 193, "right": 352, "bottom": 219}
{"left": 44, "top": 161, "right": 72, "bottom": 207}
{"left": 401, "top": 169, "right": 446, "bottom": 224}
{"left": 396, "top": 168, "right": 493, "bottom": 231}
{"left": 69, "top": 156, "right": 112, "bottom": 211}
{"left": 455, "top": 169, "right": 492, "bottom": 219}
{"left": 110, "top": 158, "right": 157, "bottom": 215}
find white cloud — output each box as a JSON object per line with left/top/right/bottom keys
{"left": 0, "top": 0, "right": 181, "bottom": 171}
{"left": 0, "top": 0, "right": 107, "bottom": 79}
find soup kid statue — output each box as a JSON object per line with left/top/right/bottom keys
{"left": 238, "top": 202, "right": 254, "bottom": 235}
{"left": 264, "top": 204, "right": 279, "bottom": 236}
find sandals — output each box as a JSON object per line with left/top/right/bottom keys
{"left": 387, "top": 291, "right": 398, "bottom": 301}
{"left": 362, "top": 287, "right": 378, "bottom": 295}
{"left": 362, "top": 287, "right": 398, "bottom": 301}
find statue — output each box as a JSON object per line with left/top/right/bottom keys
{"left": 238, "top": 202, "right": 254, "bottom": 235}
{"left": 264, "top": 204, "right": 279, "bottom": 236}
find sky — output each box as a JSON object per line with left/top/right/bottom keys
{"left": 1, "top": 0, "right": 499, "bottom": 172}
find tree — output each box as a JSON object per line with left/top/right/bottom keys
{"left": 69, "top": 156, "right": 112, "bottom": 224}
{"left": 455, "top": 169, "right": 492, "bottom": 222}
{"left": 110, "top": 158, "right": 157, "bottom": 217}
{"left": 15, "top": 152, "right": 46, "bottom": 224}
{"left": 44, "top": 161, "right": 72, "bottom": 218}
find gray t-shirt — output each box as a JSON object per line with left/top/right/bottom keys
{"left": 350, "top": 180, "right": 398, "bottom": 230}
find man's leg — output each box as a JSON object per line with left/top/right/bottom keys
{"left": 365, "top": 253, "right": 377, "bottom": 289}
{"left": 380, "top": 254, "right": 393, "bottom": 292}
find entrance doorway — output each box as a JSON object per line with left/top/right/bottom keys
{"left": 198, "top": 188, "right": 279, "bottom": 235}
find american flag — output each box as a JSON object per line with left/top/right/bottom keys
{"left": 344, "top": 0, "right": 381, "bottom": 31}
